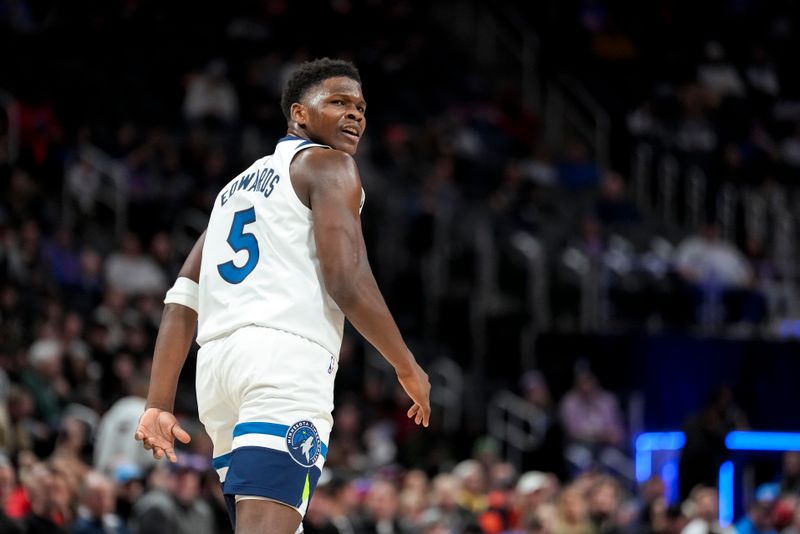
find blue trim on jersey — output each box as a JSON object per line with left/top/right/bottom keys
{"left": 212, "top": 452, "right": 233, "bottom": 470}
{"left": 223, "top": 446, "right": 322, "bottom": 508}
{"left": 277, "top": 135, "right": 305, "bottom": 143}
{"left": 232, "top": 421, "right": 328, "bottom": 459}
{"left": 233, "top": 421, "right": 289, "bottom": 438}
{"left": 276, "top": 135, "right": 329, "bottom": 149}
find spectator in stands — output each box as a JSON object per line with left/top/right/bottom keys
{"left": 104, "top": 233, "right": 167, "bottom": 298}
{"left": 72, "top": 471, "right": 125, "bottom": 534}
{"left": 588, "top": 476, "right": 626, "bottom": 534}
{"left": 674, "top": 85, "right": 718, "bottom": 154}
{"left": 782, "top": 502, "right": 800, "bottom": 534}
{"left": 2, "top": 386, "right": 36, "bottom": 457}
{"left": 426, "top": 473, "right": 475, "bottom": 532}
{"left": 42, "top": 228, "right": 82, "bottom": 290}
{"left": 21, "top": 462, "right": 69, "bottom": 533}
{"left": 680, "top": 386, "right": 747, "bottom": 499}
{"left": 129, "top": 455, "right": 213, "bottom": 534}
{"left": 734, "top": 483, "right": 779, "bottom": 534}
{"left": 674, "top": 223, "right": 766, "bottom": 326}
{"left": 781, "top": 452, "right": 800, "bottom": 495}
{"left": 0, "top": 454, "right": 23, "bottom": 533}
{"left": 93, "top": 381, "right": 155, "bottom": 478}
{"left": 519, "top": 370, "right": 567, "bottom": 479}
{"left": 453, "top": 459, "right": 489, "bottom": 515}
{"left": 594, "top": 171, "right": 642, "bottom": 227}
{"left": 183, "top": 60, "right": 239, "bottom": 125}
{"left": 555, "top": 484, "right": 594, "bottom": 534}
{"left": 512, "top": 471, "right": 549, "bottom": 531}
{"left": 361, "top": 479, "right": 411, "bottom": 534}
{"left": 20, "top": 338, "right": 68, "bottom": 429}
{"left": 697, "top": 42, "right": 745, "bottom": 99}
{"left": 681, "top": 485, "right": 733, "bottom": 534}
{"left": 304, "top": 479, "right": 339, "bottom": 534}
{"left": 558, "top": 140, "right": 600, "bottom": 190}
{"left": 559, "top": 364, "right": 626, "bottom": 474}
{"left": 72, "top": 247, "right": 104, "bottom": 314}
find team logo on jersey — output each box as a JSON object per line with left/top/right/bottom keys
{"left": 286, "top": 420, "right": 320, "bottom": 468}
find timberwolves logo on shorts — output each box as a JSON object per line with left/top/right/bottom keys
{"left": 286, "top": 420, "right": 320, "bottom": 468}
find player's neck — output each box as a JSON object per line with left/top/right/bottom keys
{"left": 286, "top": 125, "right": 311, "bottom": 142}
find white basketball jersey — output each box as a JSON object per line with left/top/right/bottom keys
{"left": 197, "top": 136, "right": 360, "bottom": 355}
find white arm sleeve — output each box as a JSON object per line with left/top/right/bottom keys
{"left": 163, "top": 277, "right": 199, "bottom": 313}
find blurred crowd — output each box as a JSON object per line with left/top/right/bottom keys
{"left": 1, "top": 0, "right": 800, "bottom": 532}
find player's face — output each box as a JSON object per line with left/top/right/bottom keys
{"left": 299, "top": 76, "right": 366, "bottom": 155}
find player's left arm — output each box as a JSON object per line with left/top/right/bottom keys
{"left": 135, "top": 231, "right": 205, "bottom": 461}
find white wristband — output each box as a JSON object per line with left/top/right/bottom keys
{"left": 164, "top": 277, "right": 199, "bottom": 313}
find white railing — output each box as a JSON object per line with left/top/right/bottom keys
{"left": 717, "top": 183, "right": 738, "bottom": 243}
{"left": 511, "top": 231, "right": 550, "bottom": 364}
{"left": 632, "top": 143, "right": 653, "bottom": 210}
{"left": 546, "top": 77, "right": 611, "bottom": 170}
{"left": 63, "top": 145, "right": 128, "bottom": 239}
{"left": 686, "top": 166, "right": 707, "bottom": 230}
{"left": 657, "top": 154, "right": 679, "bottom": 226}
{"left": 487, "top": 390, "right": 547, "bottom": 469}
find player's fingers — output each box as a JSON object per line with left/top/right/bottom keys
{"left": 166, "top": 448, "right": 178, "bottom": 463}
{"left": 134, "top": 429, "right": 143, "bottom": 441}
{"left": 172, "top": 423, "right": 192, "bottom": 444}
{"left": 153, "top": 447, "right": 165, "bottom": 460}
{"left": 407, "top": 404, "right": 419, "bottom": 418}
{"left": 422, "top": 405, "right": 431, "bottom": 428}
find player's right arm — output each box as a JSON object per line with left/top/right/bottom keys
{"left": 134, "top": 231, "right": 205, "bottom": 461}
{"left": 293, "top": 148, "right": 431, "bottom": 427}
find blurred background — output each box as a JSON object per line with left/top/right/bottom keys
{"left": 1, "top": 0, "right": 800, "bottom": 533}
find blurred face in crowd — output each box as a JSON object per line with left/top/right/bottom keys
{"left": 784, "top": 451, "right": 800, "bottom": 477}
{"left": 0, "top": 462, "right": 16, "bottom": 506}
{"left": 641, "top": 476, "right": 666, "bottom": 503}
{"left": 335, "top": 481, "right": 360, "bottom": 515}
{"left": 305, "top": 487, "right": 334, "bottom": 527}
{"left": 82, "top": 473, "right": 115, "bottom": 519}
{"left": 458, "top": 461, "right": 487, "bottom": 494}
{"left": 589, "top": 479, "right": 619, "bottom": 518}
{"left": 692, "top": 487, "right": 719, "bottom": 522}
{"left": 576, "top": 371, "right": 598, "bottom": 396}
{"left": 559, "top": 486, "right": 589, "bottom": 524}
{"left": 24, "top": 463, "right": 56, "bottom": 515}
{"left": 516, "top": 487, "right": 546, "bottom": 516}
{"left": 647, "top": 497, "right": 668, "bottom": 534}
{"left": 120, "top": 233, "right": 142, "bottom": 256}
{"left": 749, "top": 503, "right": 774, "bottom": 532}
{"left": 403, "top": 469, "right": 428, "bottom": 495}
{"left": 432, "top": 474, "right": 461, "bottom": 510}
{"left": 173, "top": 468, "right": 202, "bottom": 505}
{"left": 365, "top": 480, "right": 399, "bottom": 521}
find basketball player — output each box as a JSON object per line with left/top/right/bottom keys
{"left": 135, "top": 59, "right": 431, "bottom": 534}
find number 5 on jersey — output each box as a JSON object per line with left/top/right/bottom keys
{"left": 218, "top": 207, "right": 259, "bottom": 284}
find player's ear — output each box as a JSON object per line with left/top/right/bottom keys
{"left": 290, "top": 103, "right": 307, "bottom": 126}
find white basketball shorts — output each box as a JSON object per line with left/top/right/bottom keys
{"left": 196, "top": 325, "right": 337, "bottom": 525}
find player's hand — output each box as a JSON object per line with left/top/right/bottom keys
{"left": 134, "top": 407, "right": 191, "bottom": 462}
{"left": 397, "top": 361, "right": 431, "bottom": 427}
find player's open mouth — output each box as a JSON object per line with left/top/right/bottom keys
{"left": 341, "top": 127, "right": 360, "bottom": 140}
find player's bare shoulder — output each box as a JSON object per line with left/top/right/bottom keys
{"left": 290, "top": 147, "right": 361, "bottom": 208}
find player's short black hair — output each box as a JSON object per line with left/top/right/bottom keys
{"left": 280, "top": 58, "right": 361, "bottom": 120}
